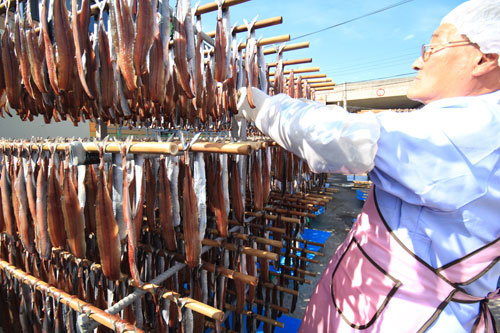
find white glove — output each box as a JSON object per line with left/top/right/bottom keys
{"left": 236, "top": 87, "right": 271, "bottom": 122}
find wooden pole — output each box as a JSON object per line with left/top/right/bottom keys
{"left": 310, "top": 82, "right": 337, "bottom": 88}
{"left": 263, "top": 42, "right": 310, "bottom": 55}
{"left": 195, "top": 0, "right": 250, "bottom": 15}
{"left": 267, "top": 58, "right": 313, "bottom": 67}
{"left": 269, "top": 67, "right": 320, "bottom": 76}
{"left": 239, "top": 34, "right": 290, "bottom": 50}
{"left": 206, "top": 16, "right": 283, "bottom": 37}
{"left": 314, "top": 87, "right": 335, "bottom": 91}
{"left": 161, "top": 291, "right": 224, "bottom": 321}
{"left": 0, "top": 259, "right": 143, "bottom": 333}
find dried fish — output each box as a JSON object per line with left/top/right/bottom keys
{"left": 14, "top": 155, "right": 35, "bottom": 253}
{"left": 35, "top": 157, "right": 51, "bottom": 259}
{"left": 46, "top": 146, "right": 66, "bottom": 249}
{"left": 2, "top": 27, "right": 22, "bottom": 110}
{"left": 173, "top": 0, "right": 195, "bottom": 98}
{"left": 121, "top": 144, "right": 142, "bottom": 285}
{"left": 158, "top": 155, "right": 177, "bottom": 252}
{"left": 1, "top": 158, "right": 16, "bottom": 236}
{"left": 61, "top": 147, "right": 86, "bottom": 258}
{"left": 134, "top": 0, "right": 155, "bottom": 76}
{"left": 53, "top": 0, "right": 76, "bottom": 93}
{"left": 111, "top": 0, "right": 138, "bottom": 92}
{"left": 181, "top": 153, "right": 200, "bottom": 268}
{"left": 95, "top": 144, "right": 122, "bottom": 281}
{"left": 72, "top": 0, "right": 94, "bottom": 99}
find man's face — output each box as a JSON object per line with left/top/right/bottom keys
{"left": 407, "top": 23, "right": 480, "bottom": 104}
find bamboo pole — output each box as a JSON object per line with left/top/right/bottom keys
{"left": 304, "top": 78, "right": 333, "bottom": 83}
{"left": 314, "top": 87, "right": 335, "bottom": 91}
{"left": 270, "top": 73, "right": 327, "bottom": 81}
{"left": 267, "top": 58, "right": 313, "bottom": 67}
{"left": 268, "top": 201, "right": 318, "bottom": 212}
{"left": 310, "top": 82, "right": 337, "bottom": 88}
{"left": 280, "top": 264, "right": 318, "bottom": 277}
{"left": 206, "top": 16, "right": 283, "bottom": 37}
{"left": 282, "top": 235, "right": 325, "bottom": 248}
{"left": 263, "top": 42, "right": 310, "bottom": 55}
{"left": 207, "top": 228, "right": 283, "bottom": 248}
{"left": 245, "top": 211, "right": 301, "bottom": 224}
{"left": 269, "top": 67, "right": 320, "bottom": 76}
{"left": 202, "top": 262, "right": 258, "bottom": 286}
{"left": 285, "top": 253, "right": 319, "bottom": 264}
{"left": 161, "top": 291, "right": 224, "bottom": 321}
{"left": 264, "top": 206, "right": 317, "bottom": 218}
{"left": 245, "top": 222, "right": 286, "bottom": 235}
{"left": 195, "top": 0, "right": 250, "bottom": 15}
{"left": 0, "top": 259, "right": 142, "bottom": 333}
{"left": 261, "top": 282, "right": 299, "bottom": 296}
{"left": 178, "top": 141, "right": 256, "bottom": 154}
{"left": 239, "top": 34, "right": 290, "bottom": 50}
{"left": 291, "top": 246, "right": 324, "bottom": 257}
{"left": 201, "top": 239, "right": 279, "bottom": 261}
{"left": 224, "top": 304, "right": 285, "bottom": 328}
{"left": 85, "top": 226, "right": 243, "bottom": 330}
{"left": 268, "top": 270, "right": 312, "bottom": 284}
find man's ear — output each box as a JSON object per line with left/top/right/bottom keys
{"left": 472, "top": 53, "right": 500, "bottom": 77}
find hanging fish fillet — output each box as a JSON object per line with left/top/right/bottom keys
{"left": 214, "top": 1, "right": 227, "bottom": 83}
{"left": 40, "top": 0, "right": 59, "bottom": 94}
{"left": 158, "top": 155, "right": 177, "bottom": 252}
{"left": 1, "top": 159, "right": 16, "bottom": 236}
{"left": 14, "top": 11, "right": 33, "bottom": 98}
{"left": 148, "top": 34, "right": 167, "bottom": 103}
{"left": 144, "top": 158, "right": 155, "bottom": 230}
{"left": 181, "top": 153, "right": 200, "bottom": 268}
{"left": 111, "top": 152, "right": 127, "bottom": 240}
{"left": 132, "top": 154, "right": 145, "bottom": 243}
{"left": 121, "top": 144, "right": 142, "bottom": 286}
{"left": 95, "top": 144, "right": 122, "bottom": 281}
{"left": 173, "top": 0, "right": 195, "bottom": 98}
{"left": 61, "top": 147, "right": 86, "bottom": 258}
{"left": 14, "top": 157, "right": 35, "bottom": 253}
{"left": 166, "top": 156, "right": 181, "bottom": 228}
{"left": 252, "top": 152, "right": 263, "bottom": 211}
{"left": 193, "top": 152, "right": 207, "bottom": 241}
{"left": 71, "top": 0, "right": 94, "bottom": 99}
{"left": 46, "top": 147, "right": 66, "bottom": 249}
{"left": 262, "top": 147, "right": 271, "bottom": 204}
{"left": 98, "top": 20, "right": 116, "bottom": 110}
{"left": 2, "top": 27, "right": 22, "bottom": 110}
{"left": 208, "top": 155, "right": 227, "bottom": 237}
{"left": 243, "top": 19, "right": 258, "bottom": 108}
{"left": 134, "top": 0, "right": 155, "bottom": 75}
{"left": 53, "top": 0, "right": 76, "bottom": 93}
{"left": 159, "top": 0, "right": 171, "bottom": 67}
{"left": 35, "top": 157, "right": 51, "bottom": 259}
{"left": 229, "top": 156, "right": 244, "bottom": 223}
{"left": 111, "top": 0, "right": 137, "bottom": 92}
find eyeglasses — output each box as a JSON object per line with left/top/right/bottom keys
{"left": 421, "top": 40, "right": 474, "bottom": 61}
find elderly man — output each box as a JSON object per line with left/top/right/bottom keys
{"left": 238, "top": 0, "right": 500, "bottom": 331}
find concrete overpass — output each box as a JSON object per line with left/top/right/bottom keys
{"left": 314, "top": 76, "right": 423, "bottom": 112}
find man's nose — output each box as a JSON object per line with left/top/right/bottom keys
{"left": 411, "top": 57, "right": 423, "bottom": 71}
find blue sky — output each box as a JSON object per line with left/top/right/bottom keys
{"left": 200, "top": 0, "right": 464, "bottom": 84}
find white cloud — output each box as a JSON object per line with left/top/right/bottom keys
{"left": 404, "top": 34, "right": 415, "bottom": 41}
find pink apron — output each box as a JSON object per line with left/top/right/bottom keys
{"left": 299, "top": 187, "right": 500, "bottom": 332}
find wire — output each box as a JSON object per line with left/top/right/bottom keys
{"left": 290, "top": 0, "right": 415, "bottom": 41}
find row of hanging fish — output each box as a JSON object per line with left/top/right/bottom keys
{"left": 0, "top": 140, "right": 276, "bottom": 279}
{"left": 0, "top": 0, "right": 278, "bottom": 129}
